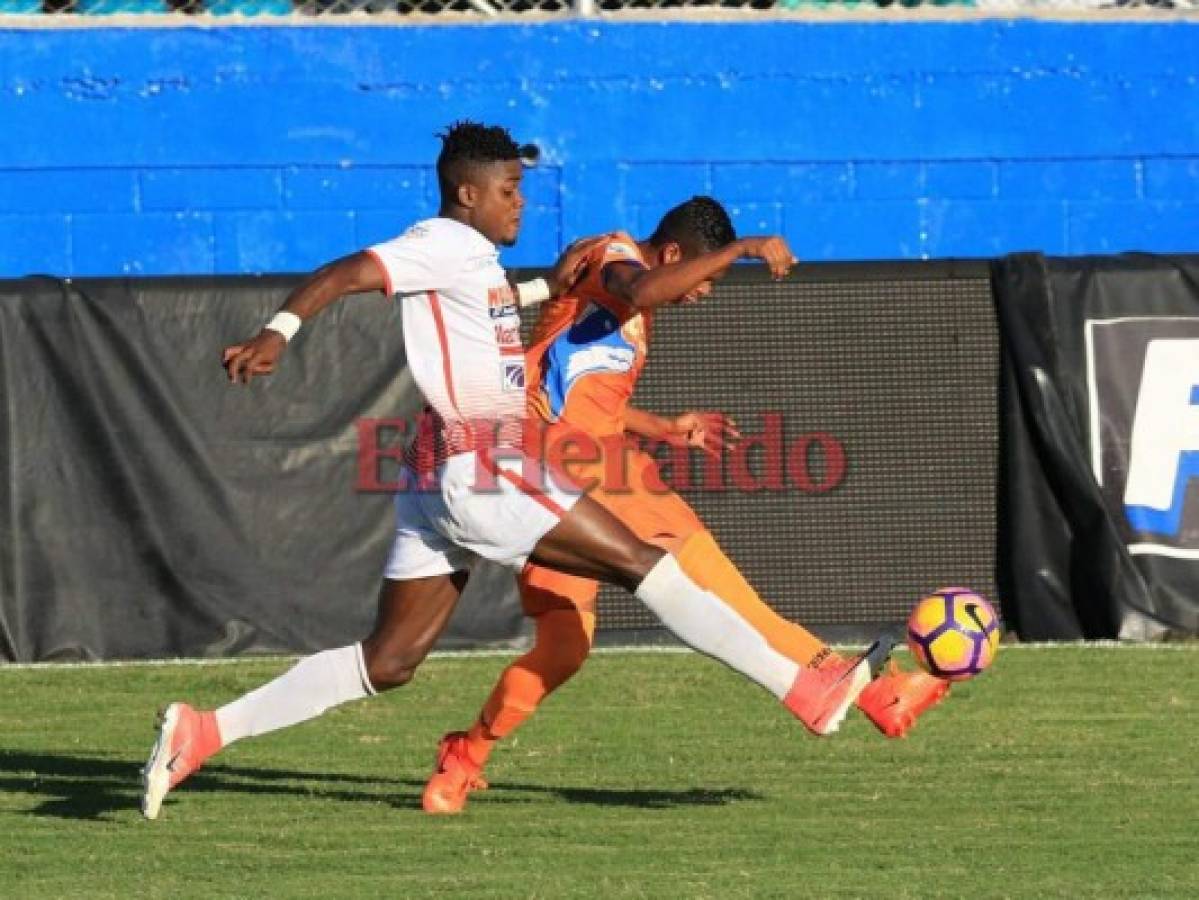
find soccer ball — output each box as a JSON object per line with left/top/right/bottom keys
{"left": 906, "top": 587, "right": 1000, "bottom": 681}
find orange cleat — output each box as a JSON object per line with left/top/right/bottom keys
{"left": 783, "top": 652, "right": 873, "bottom": 736}
{"left": 856, "top": 661, "right": 951, "bottom": 738}
{"left": 422, "top": 732, "right": 490, "bottom": 815}
{"left": 140, "top": 702, "right": 222, "bottom": 820}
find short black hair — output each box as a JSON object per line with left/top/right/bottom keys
{"left": 436, "top": 120, "right": 524, "bottom": 199}
{"left": 649, "top": 196, "right": 737, "bottom": 254}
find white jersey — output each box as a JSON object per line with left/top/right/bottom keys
{"left": 367, "top": 217, "right": 526, "bottom": 471}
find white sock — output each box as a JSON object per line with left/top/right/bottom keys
{"left": 634, "top": 555, "right": 800, "bottom": 699}
{"left": 215, "top": 643, "right": 376, "bottom": 745}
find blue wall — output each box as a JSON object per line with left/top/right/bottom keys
{"left": 1, "top": 21, "right": 1198, "bottom": 276}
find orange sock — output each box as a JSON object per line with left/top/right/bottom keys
{"left": 676, "top": 530, "right": 830, "bottom": 669}
{"left": 464, "top": 608, "right": 595, "bottom": 767}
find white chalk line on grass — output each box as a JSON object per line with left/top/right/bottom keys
{"left": 0, "top": 640, "right": 1195, "bottom": 672}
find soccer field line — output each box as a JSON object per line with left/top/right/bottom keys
{"left": 0, "top": 639, "right": 1195, "bottom": 672}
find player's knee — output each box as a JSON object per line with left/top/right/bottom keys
{"left": 362, "top": 649, "right": 420, "bottom": 692}
{"left": 533, "top": 610, "right": 594, "bottom": 689}
{"left": 609, "top": 540, "right": 665, "bottom": 592}
{"left": 367, "top": 660, "right": 416, "bottom": 691}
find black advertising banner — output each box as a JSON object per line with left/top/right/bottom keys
{"left": 577, "top": 263, "right": 1000, "bottom": 640}
{"left": 994, "top": 253, "right": 1199, "bottom": 639}
{"left": 0, "top": 277, "right": 524, "bottom": 661}
{"left": 1, "top": 265, "right": 1005, "bottom": 660}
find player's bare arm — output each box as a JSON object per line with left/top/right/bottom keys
{"left": 510, "top": 234, "right": 608, "bottom": 307}
{"left": 624, "top": 406, "right": 741, "bottom": 458}
{"left": 604, "top": 235, "right": 798, "bottom": 309}
{"left": 222, "top": 251, "right": 385, "bottom": 385}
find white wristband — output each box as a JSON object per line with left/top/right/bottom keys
{"left": 516, "top": 278, "right": 552, "bottom": 308}
{"left": 264, "top": 311, "right": 302, "bottom": 342}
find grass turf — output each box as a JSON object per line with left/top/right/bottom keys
{"left": 1, "top": 646, "right": 1196, "bottom": 898}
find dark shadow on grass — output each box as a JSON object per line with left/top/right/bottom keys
{"left": 462, "top": 782, "right": 764, "bottom": 810}
{"left": 0, "top": 750, "right": 763, "bottom": 821}
{"left": 0, "top": 750, "right": 403, "bottom": 822}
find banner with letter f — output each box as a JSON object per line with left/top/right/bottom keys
{"left": 996, "top": 253, "right": 1199, "bottom": 640}
{"left": 1089, "top": 323, "right": 1199, "bottom": 558}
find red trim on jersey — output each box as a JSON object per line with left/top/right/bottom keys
{"left": 363, "top": 248, "right": 394, "bottom": 299}
{"left": 426, "top": 290, "right": 463, "bottom": 416}
{"left": 403, "top": 290, "right": 528, "bottom": 473}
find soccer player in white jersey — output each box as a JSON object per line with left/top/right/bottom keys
{"left": 141, "top": 121, "right": 887, "bottom": 820}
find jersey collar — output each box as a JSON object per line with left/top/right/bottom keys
{"left": 435, "top": 216, "right": 498, "bottom": 257}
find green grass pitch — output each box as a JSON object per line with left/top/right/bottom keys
{"left": 1, "top": 646, "right": 1196, "bottom": 898}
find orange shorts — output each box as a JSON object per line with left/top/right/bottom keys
{"left": 519, "top": 445, "right": 704, "bottom": 617}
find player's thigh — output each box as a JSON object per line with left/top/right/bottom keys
{"left": 428, "top": 451, "right": 660, "bottom": 589}
{"left": 426, "top": 451, "right": 583, "bottom": 570}
{"left": 596, "top": 479, "right": 705, "bottom": 554}
{"left": 385, "top": 486, "right": 477, "bottom": 581}
{"left": 544, "top": 448, "right": 703, "bottom": 570}
{"left": 531, "top": 492, "right": 662, "bottom": 591}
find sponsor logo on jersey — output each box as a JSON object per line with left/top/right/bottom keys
{"left": 494, "top": 321, "right": 522, "bottom": 350}
{"left": 488, "top": 284, "right": 518, "bottom": 319}
{"left": 502, "top": 360, "right": 526, "bottom": 391}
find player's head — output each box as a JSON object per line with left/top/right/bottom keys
{"left": 647, "top": 196, "right": 737, "bottom": 302}
{"left": 436, "top": 121, "right": 530, "bottom": 247}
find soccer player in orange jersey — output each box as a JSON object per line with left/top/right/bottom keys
{"left": 422, "top": 197, "right": 950, "bottom": 814}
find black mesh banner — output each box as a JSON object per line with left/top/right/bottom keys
{"left": 565, "top": 264, "right": 1001, "bottom": 641}
{"left": 993, "top": 253, "right": 1199, "bottom": 640}
{"left": 1, "top": 264, "right": 1003, "bottom": 661}
{"left": 0, "top": 277, "right": 523, "bottom": 661}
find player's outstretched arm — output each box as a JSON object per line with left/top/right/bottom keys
{"left": 606, "top": 236, "right": 798, "bottom": 310}
{"left": 512, "top": 234, "right": 607, "bottom": 308}
{"left": 222, "top": 251, "right": 385, "bottom": 385}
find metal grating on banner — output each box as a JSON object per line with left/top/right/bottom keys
{"left": 526, "top": 263, "right": 1000, "bottom": 636}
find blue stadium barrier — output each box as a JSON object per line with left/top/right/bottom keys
{"left": 1, "top": 21, "right": 1197, "bottom": 275}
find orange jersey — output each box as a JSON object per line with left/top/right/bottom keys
{"left": 527, "top": 233, "right": 653, "bottom": 439}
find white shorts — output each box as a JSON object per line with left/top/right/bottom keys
{"left": 382, "top": 450, "right": 583, "bottom": 580}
